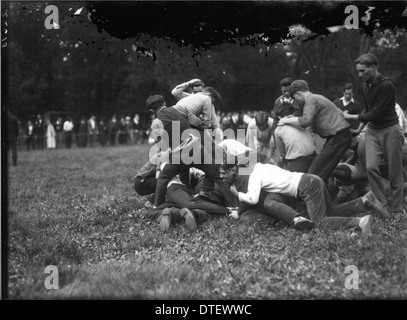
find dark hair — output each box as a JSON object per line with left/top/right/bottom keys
{"left": 343, "top": 83, "right": 354, "bottom": 91}
{"left": 275, "top": 102, "right": 295, "bottom": 118}
{"left": 191, "top": 79, "right": 205, "bottom": 87}
{"left": 289, "top": 79, "right": 309, "bottom": 97}
{"left": 279, "top": 77, "right": 293, "bottom": 87}
{"left": 203, "top": 87, "right": 222, "bottom": 104}
{"left": 146, "top": 95, "right": 165, "bottom": 110}
{"left": 354, "top": 53, "right": 379, "bottom": 67}
{"left": 255, "top": 111, "right": 269, "bottom": 128}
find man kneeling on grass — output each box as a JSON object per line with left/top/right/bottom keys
{"left": 227, "top": 160, "right": 386, "bottom": 234}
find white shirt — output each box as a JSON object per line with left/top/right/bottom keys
{"left": 63, "top": 120, "right": 74, "bottom": 132}
{"left": 238, "top": 163, "right": 304, "bottom": 205}
{"left": 340, "top": 96, "right": 355, "bottom": 107}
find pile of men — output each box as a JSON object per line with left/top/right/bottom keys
{"left": 135, "top": 53, "right": 406, "bottom": 235}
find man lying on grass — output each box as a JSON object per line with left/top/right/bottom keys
{"left": 227, "top": 160, "right": 386, "bottom": 234}
{"left": 142, "top": 165, "right": 230, "bottom": 232}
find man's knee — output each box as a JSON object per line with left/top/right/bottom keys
{"left": 263, "top": 200, "right": 280, "bottom": 213}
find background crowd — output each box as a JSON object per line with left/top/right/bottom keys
{"left": 11, "top": 110, "right": 259, "bottom": 151}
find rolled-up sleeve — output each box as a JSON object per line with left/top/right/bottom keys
{"left": 298, "top": 97, "right": 316, "bottom": 128}
{"left": 238, "top": 171, "right": 262, "bottom": 205}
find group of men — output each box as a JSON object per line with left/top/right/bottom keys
{"left": 134, "top": 53, "right": 405, "bottom": 235}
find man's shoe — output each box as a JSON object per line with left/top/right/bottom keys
{"left": 363, "top": 191, "right": 389, "bottom": 218}
{"left": 197, "top": 191, "right": 221, "bottom": 205}
{"left": 359, "top": 215, "right": 373, "bottom": 235}
{"left": 293, "top": 216, "right": 315, "bottom": 231}
{"left": 180, "top": 208, "right": 197, "bottom": 231}
{"left": 159, "top": 208, "right": 172, "bottom": 232}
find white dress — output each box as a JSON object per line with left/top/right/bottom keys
{"left": 46, "top": 123, "right": 56, "bottom": 149}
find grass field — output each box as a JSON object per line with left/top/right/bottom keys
{"left": 6, "top": 144, "right": 407, "bottom": 299}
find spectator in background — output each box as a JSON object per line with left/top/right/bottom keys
{"left": 272, "top": 77, "right": 302, "bottom": 119}
{"left": 333, "top": 83, "right": 362, "bottom": 131}
{"left": 246, "top": 111, "right": 277, "bottom": 164}
{"left": 98, "top": 118, "right": 108, "bottom": 147}
{"left": 333, "top": 83, "right": 362, "bottom": 152}
{"left": 118, "top": 116, "right": 128, "bottom": 145}
{"left": 133, "top": 113, "right": 141, "bottom": 144}
{"left": 17, "top": 120, "right": 26, "bottom": 151}
{"left": 87, "top": 115, "right": 99, "bottom": 147}
{"left": 107, "top": 114, "right": 119, "bottom": 146}
{"left": 45, "top": 117, "right": 56, "bottom": 150}
{"left": 7, "top": 111, "right": 19, "bottom": 166}
{"left": 26, "top": 119, "right": 35, "bottom": 150}
{"left": 77, "top": 115, "right": 88, "bottom": 148}
{"left": 171, "top": 78, "right": 205, "bottom": 101}
{"left": 34, "top": 113, "right": 45, "bottom": 150}
{"left": 278, "top": 79, "right": 352, "bottom": 183}
{"left": 63, "top": 117, "right": 74, "bottom": 149}
{"left": 55, "top": 117, "right": 64, "bottom": 148}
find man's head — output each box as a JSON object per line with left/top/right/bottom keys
{"left": 275, "top": 102, "right": 295, "bottom": 119}
{"left": 146, "top": 95, "right": 166, "bottom": 114}
{"left": 190, "top": 79, "right": 205, "bottom": 93}
{"left": 279, "top": 77, "right": 293, "bottom": 99}
{"left": 342, "top": 83, "right": 354, "bottom": 102}
{"left": 255, "top": 111, "right": 269, "bottom": 131}
{"left": 355, "top": 53, "right": 379, "bottom": 83}
{"left": 289, "top": 79, "right": 310, "bottom": 105}
{"left": 219, "top": 162, "right": 238, "bottom": 185}
{"left": 201, "top": 87, "right": 222, "bottom": 105}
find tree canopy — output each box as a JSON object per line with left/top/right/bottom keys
{"left": 3, "top": 1, "right": 407, "bottom": 122}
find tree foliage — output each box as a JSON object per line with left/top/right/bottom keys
{"left": 3, "top": 1, "right": 407, "bottom": 122}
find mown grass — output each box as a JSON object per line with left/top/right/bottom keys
{"left": 6, "top": 145, "right": 407, "bottom": 299}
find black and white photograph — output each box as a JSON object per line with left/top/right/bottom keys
{"left": 2, "top": 0, "right": 407, "bottom": 304}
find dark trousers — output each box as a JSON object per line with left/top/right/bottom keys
{"left": 65, "top": 132, "right": 73, "bottom": 148}
{"left": 9, "top": 138, "right": 17, "bottom": 166}
{"left": 35, "top": 135, "right": 44, "bottom": 150}
{"left": 134, "top": 176, "right": 157, "bottom": 196}
{"left": 262, "top": 193, "right": 298, "bottom": 226}
{"left": 26, "top": 135, "right": 35, "bottom": 150}
{"left": 297, "top": 174, "right": 363, "bottom": 230}
{"left": 285, "top": 153, "right": 316, "bottom": 173}
{"left": 308, "top": 128, "right": 352, "bottom": 181}
{"left": 166, "top": 184, "right": 229, "bottom": 216}
{"left": 154, "top": 161, "right": 226, "bottom": 207}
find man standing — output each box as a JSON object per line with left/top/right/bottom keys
{"left": 63, "top": 117, "right": 74, "bottom": 149}
{"left": 343, "top": 53, "right": 404, "bottom": 217}
{"left": 8, "top": 111, "right": 19, "bottom": 166}
{"left": 87, "top": 115, "right": 99, "bottom": 147}
{"left": 278, "top": 79, "right": 352, "bottom": 182}
{"left": 272, "top": 77, "right": 302, "bottom": 119}
{"left": 333, "top": 83, "right": 362, "bottom": 131}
